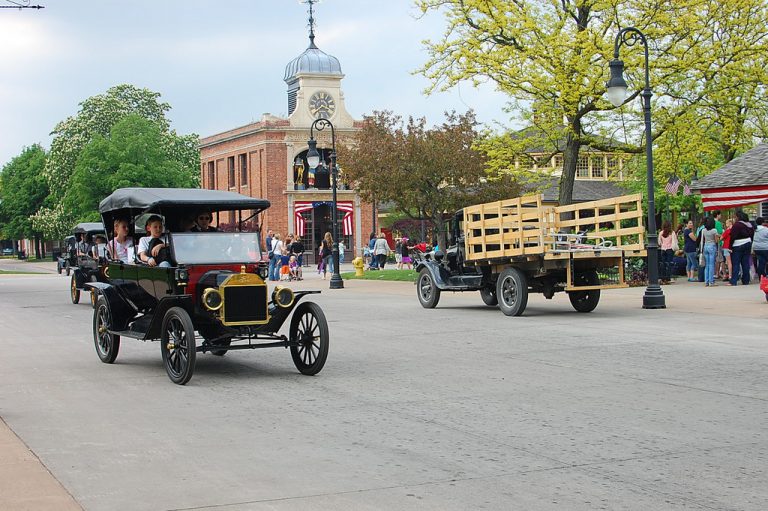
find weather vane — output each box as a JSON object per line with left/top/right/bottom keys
{"left": 0, "top": 0, "right": 45, "bottom": 9}
{"left": 300, "top": 0, "right": 320, "bottom": 47}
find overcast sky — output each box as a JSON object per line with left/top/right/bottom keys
{"left": 0, "top": 0, "right": 513, "bottom": 167}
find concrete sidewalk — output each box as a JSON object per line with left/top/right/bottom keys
{"left": 0, "top": 418, "right": 81, "bottom": 511}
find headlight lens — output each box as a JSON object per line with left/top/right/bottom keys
{"left": 271, "top": 286, "right": 295, "bottom": 308}
{"left": 202, "top": 288, "right": 223, "bottom": 311}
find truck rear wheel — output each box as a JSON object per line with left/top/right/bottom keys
{"left": 568, "top": 270, "right": 600, "bottom": 312}
{"left": 497, "top": 268, "right": 528, "bottom": 316}
{"left": 417, "top": 268, "right": 441, "bottom": 308}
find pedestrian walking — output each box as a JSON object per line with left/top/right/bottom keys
{"left": 728, "top": 211, "right": 754, "bottom": 286}
{"left": 373, "top": 233, "right": 391, "bottom": 269}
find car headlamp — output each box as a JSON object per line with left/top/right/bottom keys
{"left": 175, "top": 267, "right": 189, "bottom": 284}
{"left": 271, "top": 286, "right": 295, "bottom": 308}
{"left": 202, "top": 288, "right": 223, "bottom": 311}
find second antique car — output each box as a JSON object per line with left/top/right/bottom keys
{"left": 66, "top": 222, "right": 108, "bottom": 306}
{"left": 87, "top": 187, "right": 329, "bottom": 385}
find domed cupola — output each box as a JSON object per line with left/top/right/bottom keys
{"left": 284, "top": 36, "right": 343, "bottom": 82}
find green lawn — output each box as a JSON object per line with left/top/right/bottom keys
{"left": 340, "top": 269, "right": 418, "bottom": 282}
{"left": 0, "top": 269, "right": 45, "bottom": 275}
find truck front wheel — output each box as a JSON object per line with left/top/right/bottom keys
{"left": 480, "top": 287, "right": 498, "bottom": 306}
{"left": 496, "top": 268, "right": 528, "bottom": 316}
{"left": 417, "top": 268, "right": 441, "bottom": 309}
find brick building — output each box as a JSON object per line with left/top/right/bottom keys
{"left": 199, "top": 21, "right": 372, "bottom": 264}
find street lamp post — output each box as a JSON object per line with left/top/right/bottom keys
{"left": 606, "top": 26, "right": 665, "bottom": 309}
{"left": 307, "top": 118, "right": 344, "bottom": 289}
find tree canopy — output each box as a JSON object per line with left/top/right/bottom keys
{"left": 63, "top": 115, "right": 198, "bottom": 222}
{"left": 338, "top": 110, "right": 521, "bottom": 247}
{"left": 417, "top": 0, "right": 768, "bottom": 207}
{"left": 32, "top": 84, "right": 199, "bottom": 238}
{"left": 0, "top": 145, "right": 49, "bottom": 241}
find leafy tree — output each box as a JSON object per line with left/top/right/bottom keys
{"left": 0, "top": 145, "right": 49, "bottom": 257}
{"left": 417, "top": 0, "right": 768, "bottom": 207}
{"left": 338, "top": 110, "right": 520, "bottom": 249}
{"left": 63, "top": 115, "right": 198, "bottom": 222}
{"left": 32, "top": 84, "right": 199, "bottom": 238}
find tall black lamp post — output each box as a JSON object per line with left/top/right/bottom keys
{"left": 606, "top": 26, "right": 665, "bottom": 309}
{"left": 307, "top": 118, "right": 344, "bottom": 289}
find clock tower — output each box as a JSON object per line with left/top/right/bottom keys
{"left": 283, "top": 1, "right": 354, "bottom": 129}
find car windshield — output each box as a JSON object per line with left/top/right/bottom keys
{"left": 171, "top": 232, "right": 262, "bottom": 265}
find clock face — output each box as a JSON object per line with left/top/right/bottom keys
{"left": 308, "top": 91, "right": 336, "bottom": 119}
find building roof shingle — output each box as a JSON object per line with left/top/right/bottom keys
{"left": 694, "top": 143, "right": 768, "bottom": 190}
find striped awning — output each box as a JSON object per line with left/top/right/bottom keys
{"left": 294, "top": 201, "right": 354, "bottom": 236}
{"left": 700, "top": 184, "right": 768, "bottom": 211}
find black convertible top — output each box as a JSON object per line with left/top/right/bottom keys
{"left": 73, "top": 222, "right": 106, "bottom": 234}
{"left": 99, "top": 188, "right": 271, "bottom": 214}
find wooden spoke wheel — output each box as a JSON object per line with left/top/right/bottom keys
{"left": 70, "top": 274, "right": 80, "bottom": 304}
{"left": 93, "top": 297, "right": 120, "bottom": 363}
{"left": 289, "top": 302, "right": 329, "bottom": 376}
{"left": 160, "top": 307, "right": 196, "bottom": 385}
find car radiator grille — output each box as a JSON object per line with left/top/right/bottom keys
{"left": 223, "top": 285, "right": 268, "bottom": 324}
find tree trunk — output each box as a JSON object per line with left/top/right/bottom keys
{"left": 431, "top": 214, "right": 448, "bottom": 253}
{"left": 558, "top": 126, "right": 581, "bottom": 207}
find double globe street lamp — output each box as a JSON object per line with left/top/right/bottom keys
{"left": 606, "top": 26, "right": 666, "bottom": 309}
{"left": 306, "top": 118, "right": 344, "bottom": 289}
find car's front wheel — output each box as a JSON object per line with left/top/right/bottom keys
{"left": 496, "top": 267, "right": 528, "bottom": 316}
{"left": 290, "top": 302, "right": 329, "bottom": 376}
{"left": 161, "top": 307, "right": 196, "bottom": 385}
{"left": 65, "top": 261, "right": 71, "bottom": 276}
{"left": 417, "top": 268, "right": 441, "bottom": 308}
{"left": 93, "top": 297, "right": 120, "bottom": 363}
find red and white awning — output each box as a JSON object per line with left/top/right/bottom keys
{"left": 294, "top": 201, "right": 354, "bottom": 237}
{"left": 700, "top": 184, "right": 768, "bottom": 211}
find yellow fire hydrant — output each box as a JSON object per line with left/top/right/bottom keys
{"left": 352, "top": 257, "right": 365, "bottom": 277}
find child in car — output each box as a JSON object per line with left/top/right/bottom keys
{"left": 138, "top": 215, "right": 171, "bottom": 267}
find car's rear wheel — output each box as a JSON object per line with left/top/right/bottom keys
{"left": 480, "top": 287, "right": 498, "bottom": 306}
{"left": 90, "top": 289, "right": 98, "bottom": 308}
{"left": 161, "top": 307, "right": 196, "bottom": 385}
{"left": 70, "top": 274, "right": 80, "bottom": 304}
{"left": 417, "top": 268, "right": 441, "bottom": 308}
{"left": 568, "top": 270, "right": 601, "bottom": 313}
{"left": 497, "top": 267, "right": 528, "bottom": 316}
{"left": 290, "top": 302, "right": 329, "bottom": 376}
{"left": 93, "top": 297, "right": 120, "bottom": 363}
{"left": 57, "top": 262, "right": 62, "bottom": 275}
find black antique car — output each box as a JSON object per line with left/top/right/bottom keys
{"left": 65, "top": 222, "right": 108, "bottom": 306}
{"left": 87, "top": 187, "right": 329, "bottom": 385}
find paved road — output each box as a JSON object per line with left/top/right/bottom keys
{"left": 0, "top": 259, "right": 766, "bottom": 510}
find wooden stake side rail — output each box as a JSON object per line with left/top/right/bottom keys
{"left": 464, "top": 193, "right": 646, "bottom": 262}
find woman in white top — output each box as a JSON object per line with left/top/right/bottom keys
{"left": 107, "top": 218, "right": 135, "bottom": 263}
{"left": 270, "top": 234, "right": 284, "bottom": 281}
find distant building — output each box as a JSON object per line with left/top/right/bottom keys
{"left": 509, "top": 126, "right": 630, "bottom": 203}
{"left": 199, "top": 7, "right": 372, "bottom": 262}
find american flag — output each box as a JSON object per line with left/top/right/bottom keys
{"left": 683, "top": 183, "right": 691, "bottom": 196}
{"left": 665, "top": 175, "right": 682, "bottom": 194}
